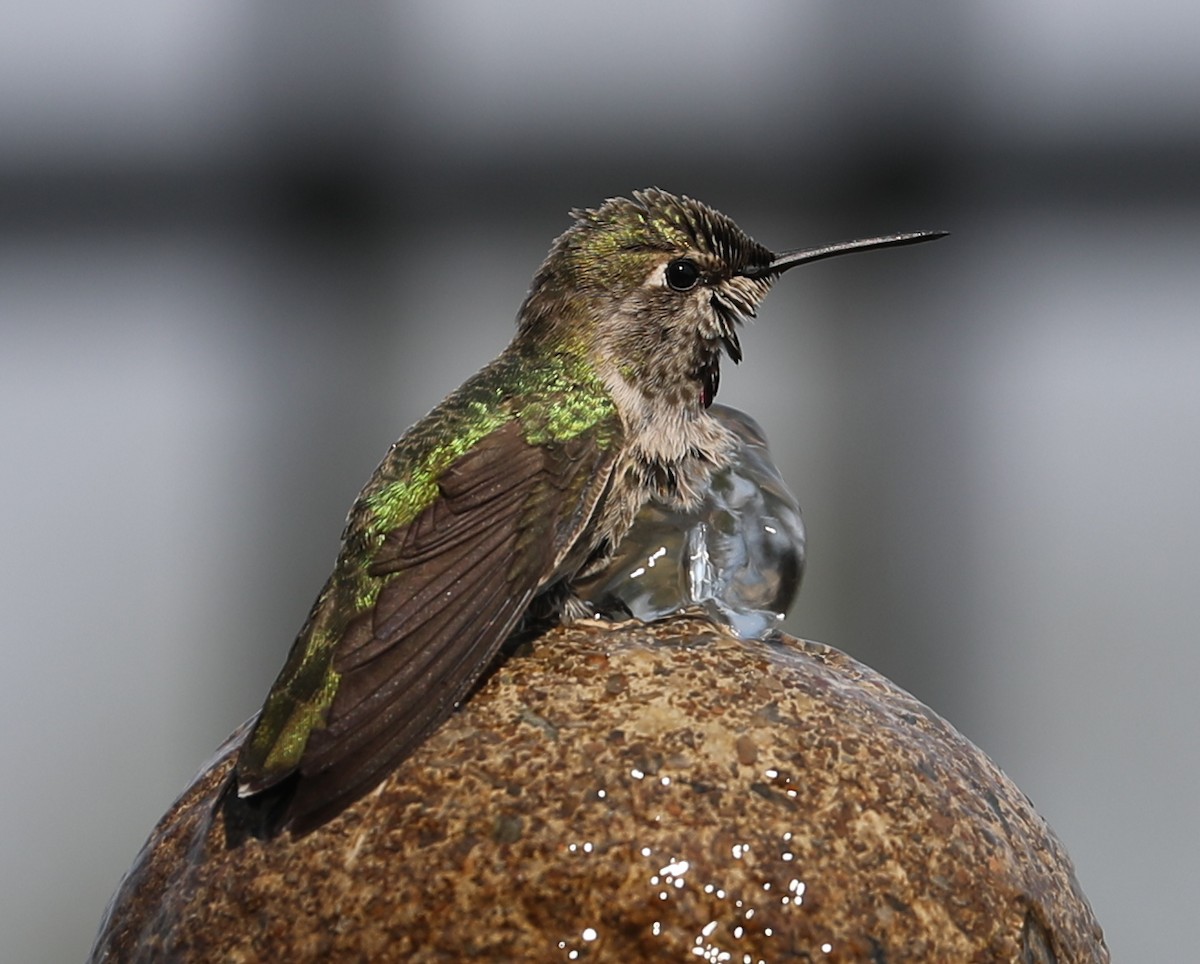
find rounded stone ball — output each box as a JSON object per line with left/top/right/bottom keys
{"left": 90, "top": 616, "right": 1108, "bottom": 962}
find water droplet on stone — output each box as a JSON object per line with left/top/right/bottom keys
{"left": 578, "top": 405, "right": 805, "bottom": 639}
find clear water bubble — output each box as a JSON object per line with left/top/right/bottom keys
{"left": 578, "top": 405, "right": 805, "bottom": 639}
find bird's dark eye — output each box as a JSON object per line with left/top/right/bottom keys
{"left": 666, "top": 258, "right": 701, "bottom": 291}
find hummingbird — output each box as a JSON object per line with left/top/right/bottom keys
{"left": 233, "top": 188, "right": 945, "bottom": 834}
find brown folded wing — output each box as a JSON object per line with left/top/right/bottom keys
{"left": 281, "top": 419, "right": 618, "bottom": 832}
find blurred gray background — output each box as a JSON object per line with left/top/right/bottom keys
{"left": 3, "top": 2, "right": 1197, "bottom": 960}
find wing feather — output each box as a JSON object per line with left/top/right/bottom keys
{"left": 342, "top": 517, "right": 517, "bottom": 668}
{"left": 269, "top": 417, "right": 619, "bottom": 832}
{"left": 329, "top": 527, "right": 525, "bottom": 717}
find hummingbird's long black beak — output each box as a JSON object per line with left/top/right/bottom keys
{"left": 740, "top": 230, "right": 948, "bottom": 279}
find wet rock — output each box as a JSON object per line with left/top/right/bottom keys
{"left": 90, "top": 617, "right": 1108, "bottom": 962}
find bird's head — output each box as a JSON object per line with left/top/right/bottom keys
{"left": 517, "top": 188, "right": 943, "bottom": 413}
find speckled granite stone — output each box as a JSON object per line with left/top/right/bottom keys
{"left": 90, "top": 617, "right": 1108, "bottom": 962}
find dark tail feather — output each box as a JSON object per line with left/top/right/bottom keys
{"left": 218, "top": 770, "right": 299, "bottom": 846}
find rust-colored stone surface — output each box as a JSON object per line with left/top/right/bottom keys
{"left": 90, "top": 617, "right": 1108, "bottom": 962}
